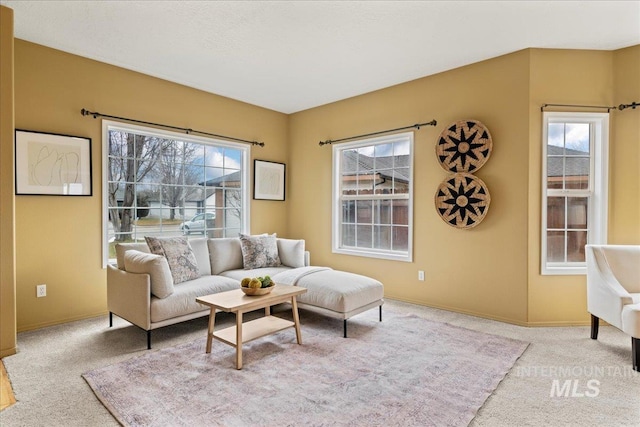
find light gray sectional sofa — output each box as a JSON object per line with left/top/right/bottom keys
{"left": 107, "top": 235, "right": 384, "bottom": 348}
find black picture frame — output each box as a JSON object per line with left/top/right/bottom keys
{"left": 253, "top": 159, "right": 285, "bottom": 201}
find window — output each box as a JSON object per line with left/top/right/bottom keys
{"left": 102, "top": 121, "right": 250, "bottom": 266}
{"left": 541, "top": 112, "right": 608, "bottom": 275}
{"left": 332, "top": 132, "right": 413, "bottom": 262}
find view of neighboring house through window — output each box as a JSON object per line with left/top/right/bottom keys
{"left": 541, "top": 112, "right": 608, "bottom": 275}
{"left": 332, "top": 132, "right": 413, "bottom": 262}
{"left": 103, "top": 121, "right": 249, "bottom": 266}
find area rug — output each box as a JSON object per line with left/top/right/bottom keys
{"left": 83, "top": 309, "right": 528, "bottom": 427}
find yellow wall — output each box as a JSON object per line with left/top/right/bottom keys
{"left": 611, "top": 45, "right": 640, "bottom": 244}
{"left": 0, "top": 5, "right": 17, "bottom": 357}
{"left": 12, "top": 40, "right": 289, "bottom": 331}
{"left": 289, "top": 50, "right": 532, "bottom": 324}
{"left": 1, "top": 17, "right": 638, "bottom": 334}
{"left": 527, "top": 47, "right": 640, "bottom": 325}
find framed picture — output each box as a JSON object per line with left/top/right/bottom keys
{"left": 15, "top": 129, "right": 92, "bottom": 196}
{"left": 253, "top": 159, "right": 285, "bottom": 201}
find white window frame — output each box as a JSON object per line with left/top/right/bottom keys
{"left": 102, "top": 120, "right": 250, "bottom": 267}
{"left": 541, "top": 112, "right": 608, "bottom": 275}
{"left": 332, "top": 132, "right": 414, "bottom": 262}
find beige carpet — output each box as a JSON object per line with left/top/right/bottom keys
{"left": 1, "top": 299, "right": 639, "bottom": 426}
{"left": 82, "top": 308, "right": 528, "bottom": 426}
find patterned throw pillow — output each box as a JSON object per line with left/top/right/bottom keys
{"left": 145, "top": 236, "right": 200, "bottom": 284}
{"left": 239, "top": 233, "right": 281, "bottom": 270}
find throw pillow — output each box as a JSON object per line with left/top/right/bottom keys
{"left": 239, "top": 233, "right": 281, "bottom": 270}
{"left": 115, "top": 242, "right": 150, "bottom": 270}
{"left": 208, "top": 237, "right": 244, "bottom": 275}
{"left": 123, "top": 250, "right": 175, "bottom": 299}
{"left": 277, "top": 238, "right": 305, "bottom": 268}
{"left": 187, "top": 237, "right": 212, "bottom": 276}
{"left": 144, "top": 236, "right": 200, "bottom": 284}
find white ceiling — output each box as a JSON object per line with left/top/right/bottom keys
{"left": 2, "top": 1, "right": 639, "bottom": 114}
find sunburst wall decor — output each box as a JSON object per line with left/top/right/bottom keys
{"left": 435, "top": 173, "right": 491, "bottom": 229}
{"left": 435, "top": 120, "right": 492, "bottom": 173}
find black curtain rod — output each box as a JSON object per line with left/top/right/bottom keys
{"left": 541, "top": 102, "right": 639, "bottom": 112}
{"left": 80, "top": 109, "right": 265, "bottom": 147}
{"left": 319, "top": 120, "right": 437, "bottom": 146}
{"left": 618, "top": 101, "right": 639, "bottom": 110}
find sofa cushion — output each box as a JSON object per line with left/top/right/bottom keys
{"left": 220, "top": 267, "right": 293, "bottom": 282}
{"left": 145, "top": 236, "right": 200, "bottom": 284}
{"left": 123, "top": 250, "right": 175, "bottom": 299}
{"left": 277, "top": 238, "right": 305, "bottom": 268}
{"left": 115, "top": 242, "right": 150, "bottom": 270}
{"left": 239, "top": 233, "right": 281, "bottom": 269}
{"left": 187, "top": 237, "right": 212, "bottom": 276}
{"left": 208, "top": 237, "right": 244, "bottom": 275}
{"left": 150, "top": 276, "right": 240, "bottom": 323}
{"left": 292, "top": 270, "right": 384, "bottom": 314}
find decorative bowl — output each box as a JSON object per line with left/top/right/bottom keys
{"left": 241, "top": 283, "right": 275, "bottom": 296}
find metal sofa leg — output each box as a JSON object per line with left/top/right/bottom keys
{"left": 379, "top": 305, "right": 382, "bottom": 322}
{"left": 147, "top": 330, "right": 152, "bottom": 350}
{"left": 344, "top": 320, "right": 347, "bottom": 338}
{"left": 590, "top": 314, "right": 599, "bottom": 340}
{"left": 633, "top": 337, "right": 639, "bottom": 372}
{"left": 109, "top": 312, "right": 113, "bottom": 327}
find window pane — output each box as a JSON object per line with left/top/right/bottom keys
{"left": 548, "top": 123, "right": 565, "bottom": 150}
{"left": 357, "top": 172, "right": 374, "bottom": 195}
{"left": 343, "top": 200, "right": 356, "bottom": 223}
{"left": 565, "top": 123, "right": 590, "bottom": 154}
{"left": 564, "top": 156, "right": 590, "bottom": 190}
{"left": 547, "top": 197, "right": 565, "bottom": 229}
{"left": 373, "top": 200, "right": 391, "bottom": 225}
{"left": 342, "top": 224, "right": 355, "bottom": 246}
{"left": 567, "top": 197, "right": 588, "bottom": 229}
{"left": 547, "top": 231, "right": 565, "bottom": 262}
{"left": 374, "top": 225, "right": 391, "bottom": 250}
{"left": 374, "top": 169, "right": 392, "bottom": 195}
{"left": 567, "top": 231, "right": 587, "bottom": 262}
{"left": 356, "top": 225, "right": 373, "bottom": 248}
{"left": 393, "top": 168, "right": 410, "bottom": 194}
{"left": 392, "top": 226, "right": 409, "bottom": 252}
{"left": 547, "top": 156, "right": 563, "bottom": 190}
{"left": 341, "top": 149, "right": 358, "bottom": 174}
{"left": 356, "top": 200, "right": 373, "bottom": 224}
{"left": 392, "top": 200, "right": 409, "bottom": 225}
{"left": 374, "top": 143, "right": 393, "bottom": 159}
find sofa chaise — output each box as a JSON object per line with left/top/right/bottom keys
{"left": 107, "top": 235, "right": 384, "bottom": 348}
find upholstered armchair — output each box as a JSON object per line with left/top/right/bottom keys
{"left": 586, "top": 245, "right": 640, "bottom": 371}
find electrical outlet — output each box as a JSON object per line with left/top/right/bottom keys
{"left": 36, "top": 284, "right": 47, "bottom": 298}
{"left": 418, "top": 270, "right": 425, "bottom": 281}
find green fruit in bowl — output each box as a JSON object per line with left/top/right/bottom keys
{"left": 248, "top": 278, "right": 262, "bottom": 289}
{"left": 241, "top": 278, "right": 251, "bottom": 288}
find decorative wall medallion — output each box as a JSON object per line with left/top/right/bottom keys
{"left": 435, "top": 120, "right": 492, "bottom": 173}
{"left": 435, "top": 173, "right": 491, "bottom": 229}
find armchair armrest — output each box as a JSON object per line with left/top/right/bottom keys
{"left": 586, "top": 246, "right": 634, "bottom": 329}
{"left": 107, "top": 265, "right": 152, "bottom": 330}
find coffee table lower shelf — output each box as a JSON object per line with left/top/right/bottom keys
{"left": 213, "top": 316, "right": 295, "bottom": 346}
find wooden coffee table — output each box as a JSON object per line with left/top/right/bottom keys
{"left": 196, "top": 285, "right": 307, "bottom": 369}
